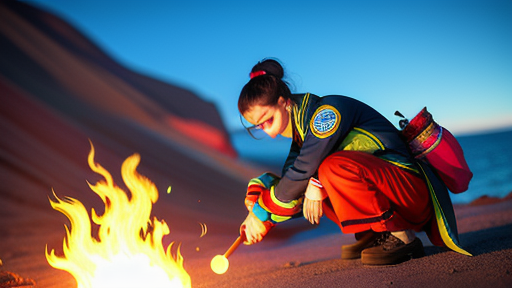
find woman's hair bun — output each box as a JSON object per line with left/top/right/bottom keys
{"left": 251, "top": 58, "right": 284, "bottom": 79}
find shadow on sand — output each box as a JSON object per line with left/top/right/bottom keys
{"left": 425, "top": 223, "right": 512, "bottom": 256}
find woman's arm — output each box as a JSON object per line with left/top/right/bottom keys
{"left": 276, "top": 97, "right": 356, "bottom": 201}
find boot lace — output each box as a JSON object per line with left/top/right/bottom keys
{"left": 377, "top": 232, "right": 405, "bottom": 251}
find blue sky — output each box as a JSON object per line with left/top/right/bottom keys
{"left": 24, "top": 0, "right": 512, "bottom": 135}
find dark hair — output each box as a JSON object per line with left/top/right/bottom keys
{"left": 238, "top": 58, "right": 293, "bottom": 114}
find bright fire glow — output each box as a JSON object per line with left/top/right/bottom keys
{"left": 46, "top": 143, "right": 191, "bottom": 288}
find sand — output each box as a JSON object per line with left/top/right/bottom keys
{"left": 1, "top": 182, "right": 512, "bottom": 288}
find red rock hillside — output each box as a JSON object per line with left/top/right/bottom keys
{"left": 0, "top": 0, "right": 256, "bottom": 247}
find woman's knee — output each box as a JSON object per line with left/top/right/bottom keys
{"left": 318, "top": 151, "right": 366, "bottom": 183}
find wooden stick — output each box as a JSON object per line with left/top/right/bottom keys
{"left": 223, "top": 236, "right": 243, "bottom": 259}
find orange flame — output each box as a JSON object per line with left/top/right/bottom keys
{"left": 46, "top": 143, "right": 191, "bottom": 288}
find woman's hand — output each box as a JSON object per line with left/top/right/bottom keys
{"left": 303, "top": 178, "right": 328, "bottom": 225}
{"left": 303, "top": 197, "right": 323, "bottom": 225}
{"left": 240, "top": 212, "right": 274, "bottom": 245}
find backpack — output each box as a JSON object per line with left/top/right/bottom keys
{"left": 396, "top": 108, "right": 473, "bottom": 193}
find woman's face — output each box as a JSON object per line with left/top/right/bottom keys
{"left": 242, "top": 97, "right": 290, "bottom": 139}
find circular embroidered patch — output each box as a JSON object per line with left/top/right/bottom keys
{"left": 310, "top": 105, "right": 340, "bottom": 138}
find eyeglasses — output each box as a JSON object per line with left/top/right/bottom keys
{"left": 239, "top": 114, "right": 271, "bottom": 139}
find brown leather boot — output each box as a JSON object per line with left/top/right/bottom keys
{"left": 361, "top": 232, "right": 425, "bottom": 265}
{"left": 341, "top": 230, "right": 380, "bottom": 260}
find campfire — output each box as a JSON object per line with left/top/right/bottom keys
{"left": 46, "top": 143, "right": 191, "bottom": 288}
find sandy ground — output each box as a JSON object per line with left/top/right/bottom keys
{"left": 1, "top": 181, "right": 511, "bottom": 288}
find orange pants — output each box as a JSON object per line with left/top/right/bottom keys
{"left": 318, "top": 151, "right": 434, "bottom": 234}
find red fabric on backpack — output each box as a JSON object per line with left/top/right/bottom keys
{"left": 401, "top": 107, "right": 473, "bottom": 193}
{"left": 423, "top": 128, "right": 473, "bottom": 193}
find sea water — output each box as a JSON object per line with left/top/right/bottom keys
{"left": 453, "top": 129, "right": 512, "bottom": 203}
{"left": 231, "top": 128, "right": 512, "bottom": 204}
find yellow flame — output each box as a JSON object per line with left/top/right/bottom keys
{"left": 46, "top": 142, "right": 191, "bottom": 288}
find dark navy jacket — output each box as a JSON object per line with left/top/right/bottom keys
{"left": 276, "top": 93, "right": 416, "bottom": 202}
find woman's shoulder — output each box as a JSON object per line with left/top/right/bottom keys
{"left": 312, "top": 94, "right": 369, "bottom": 110}
{"left": 292, "top": 93, "right": 353, "bottom": 104}
{"left": 319, "top": 94, "right": 358, "bottom": 102}
{"left": 293, "top": 93, "right": 371, "bottom": 116}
